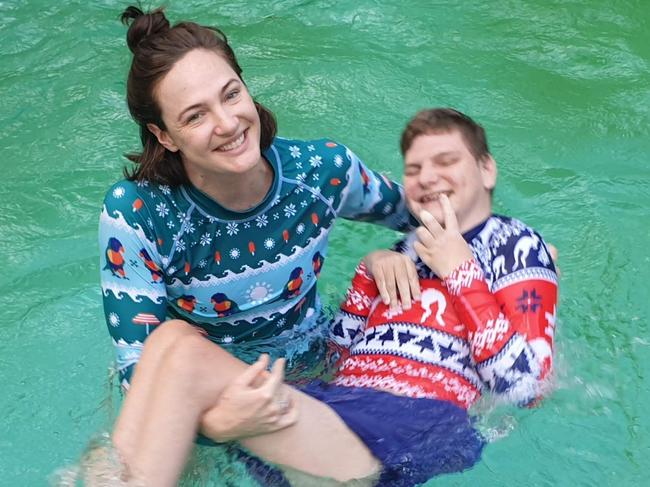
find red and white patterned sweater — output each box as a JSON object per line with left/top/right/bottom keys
{"left": 329, "top": 215, "right": 558, "bottom": 409}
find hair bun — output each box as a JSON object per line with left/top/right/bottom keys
{"left": 121, "top": 6, "right": 170, "bottom": 53}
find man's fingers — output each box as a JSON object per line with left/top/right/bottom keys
{"left": 413, "top": 241, "right": 428, "bottom": 263}
{"left": 419, "top": 209, "right": 443, "bottom": 236}
{"left": 548, "top": 244, "right": 559, "bottom": 263}
{"left": 415, "top": 226, "right": 436, "bottom": 248}
{"left": 439, "top": 194, "right": 458, "bottom": 233}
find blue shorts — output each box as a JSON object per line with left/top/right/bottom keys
{"left": 301, "top": 381, "right": 484, "bottom": 486}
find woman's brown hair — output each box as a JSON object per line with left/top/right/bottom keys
{"left": 120, "top": 6, "right": 277, "bottom": 185}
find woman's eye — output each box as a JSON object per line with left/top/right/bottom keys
{"left": 226, "top": 89, "right": 240, "bottom": 101}
{"left": 187, "top": 112, "right": 203, "bottom": 123}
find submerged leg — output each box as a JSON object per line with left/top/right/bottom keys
{"left": 119, "top": 332, "right": 379, "bottom": 486}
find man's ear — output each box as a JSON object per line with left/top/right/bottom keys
{"left": 147, "top": 123, "right": 179, "bottom": 153}
{"left": 480, "top": 155, "right": 497, "bottom": 191}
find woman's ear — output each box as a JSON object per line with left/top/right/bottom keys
{"left": 147, "top": 123, "right": 179, "bottom": 152}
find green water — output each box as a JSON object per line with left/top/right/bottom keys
{"left": 1, "top": 0, "right": 649, "bottom": 485}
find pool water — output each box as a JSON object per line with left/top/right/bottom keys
{"left": 1, "top": 0, "right": 649, "bottom": 485}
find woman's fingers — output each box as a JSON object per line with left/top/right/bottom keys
{"left": 233, "top": 354, "right": 269, "bottom": 387}
{"left": 406, "top": 258, "right": 421, "bottom": 302}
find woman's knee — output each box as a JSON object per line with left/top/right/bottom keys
{"left": 159, "top": 333, "right": 226, "bottom": 386}
{"left": 142, "top": 319, "right": 198, "bottom": 354}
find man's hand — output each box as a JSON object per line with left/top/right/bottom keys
{"left": 413, "top": 194, "right": 474, "bottom": 279}
{"left": 200, "top": 354, "right": 298, "bottom": 442}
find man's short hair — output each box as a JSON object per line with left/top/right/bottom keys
{"left": 400, "top": 108, "right": 490, "bottom": 161}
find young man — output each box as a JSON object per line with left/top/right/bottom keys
{"left": 330, "top": 108, "right": 558, "bottom": 411}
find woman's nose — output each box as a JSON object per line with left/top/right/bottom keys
{"left": 212, "top": 108, "right": 238, "bottom": 136}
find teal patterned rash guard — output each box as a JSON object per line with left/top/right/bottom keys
{"left": 99, "top": 137, "right": 412, "bottom": 388}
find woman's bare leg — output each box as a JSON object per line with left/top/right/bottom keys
{"left": 112, "top": 320, "right": 201, "bottom": 462}
{"left": 126, "top": 333, "right": 379, "bottom": 486}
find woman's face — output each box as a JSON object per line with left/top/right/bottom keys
{"left": 150, "top": 48, "right": 263, "bottom": 184}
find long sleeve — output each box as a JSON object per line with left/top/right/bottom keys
{"left": 334, "top": 145, "right": 414, "bottom": 231}
{"left": 328, "top": 262, "right": 379, "bottom": 361}
{"left": 99, "top": 182, "right": 168, "bottom": 388}
{"left": 443, "top": 236, "right": 558, "bottom": 405}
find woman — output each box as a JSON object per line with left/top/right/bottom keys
{"left": 100, "top": 4, "right": 420, "bottom": 473}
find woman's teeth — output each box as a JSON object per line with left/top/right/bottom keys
{"left": 217, "top": 132, "right": 245, "bottom": 151}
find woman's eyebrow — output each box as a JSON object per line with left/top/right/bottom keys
{"left": 177, "top": 79, "right": 239, "bottom": 121}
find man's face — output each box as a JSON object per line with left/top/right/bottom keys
{"left": 403, "top": 130, "right": 496, "bottom": 233}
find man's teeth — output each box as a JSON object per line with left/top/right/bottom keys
{"left": 217, "top": 133, "right": 245, "bottom": 151}
{"left": 421, "top": 193, "right": 448, "bottom": 203}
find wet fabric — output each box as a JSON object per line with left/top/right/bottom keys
{"left": 301, "top": 381, "right": 484, "bottom": 487}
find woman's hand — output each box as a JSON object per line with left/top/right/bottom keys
{"left": 413, "top": 194, "right": 474, "bottom": 279}
{"left": 200, "top": 354, "right": 298, "bottom": 442}
{"left": 363, "top": 250, "right": 421, "bottom": 310}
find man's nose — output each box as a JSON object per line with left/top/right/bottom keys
{"left": 418, "top": 165, "right": 439, "bottom": 186}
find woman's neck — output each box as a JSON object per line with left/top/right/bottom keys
{"left": 187, "top": 157, "right": 274, "bottom": 212}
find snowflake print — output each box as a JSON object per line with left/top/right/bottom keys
{"left": 312, "top": 173, "right": 320, "bottom": 181}
{"left": 167, "top": 220, "right": 175, "bottom": 229}
{"left": 200, "top": 233, "right": 212, "bottom": 246}
{"left": 296, "top": 162, "right": 303, "bottom": 169}
{"left": 167, "top": 266, "right": 177, "bottom": 275}
{"left": 229, "top": 248, "right": 240, "bottom": 259}
{"left": 176, "top": 210, "right": 186, "bottom": 222}
{"left": 226, "top": 222, "right": 239, "bottom": 236}
{"left": 159, "top": 184, "right": 171, "bottom": 195}
{"left": 309, "top": 155, "right": 323, "bottom": 168}
{"left": 215, "top": 228, "right": 222, "bottom": 237}
{"left": 296, "top": 223, "right": 305, "bottom": 234}
{"left": 112, "top": 186, "right": 125, "bottom": 199}
{"left": 197, "top": 218, "right": 205, "bottom": 226}
{"left": 284, "top": 204, "right": 297, "bottom": 218}
{"left": 207, "top": 216, "right": 217, "bottom": 224}
{"left": 198, "top": 259, "right": 207, "bottom": 268}
{"left": 334, "top": 154, "right": 343, "bottom": 167}
{"left": 128, "top": 259, "right": 139, "bottom": 267}
{"left": 136, "top": 180, "right": 149, "bottom": 188}
{"left": 221, "top": 335, "right": 234, "bottom": 344}
{"left": 147, "top": 218, "right": 153, "bottom": 228}
{"left": 307, "top": 144, "right": 315, "bottom": 151}
{"left": 300, "top": 200, "right": 308, "bottom": 208}
{"left": 276, "top": 317, "right": 287, "bottom": 328}
{"left": 264, "top": 238, "right": 275, "bottom": 249}
{"left": 273, "top": 213, "right": 280, "bottom": 220}
{"left": 108, "top": 312, "right": 120, "bottom": 327}
{"left": 243, "top": 222, "right": 251, "bottom": 229}
{"left": 154, "top": 202, "right": 168, "bottom": 218}
{"left": 255, "top": 214, "right": 268, "bottom": 228}
{"left": 310, "top": 187, "right": 321, "bottom": 201}
{"left": 184, "top": 221, "right": 196, "bottom": 234}
{"left": 289, "top": 145, "right": 301, "bottom": 158}
{"left": 272, "top": 195, "right": 281, "bottom": 206}
{"left": 176, "top": 239, "right": 186, "bottom": 252}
